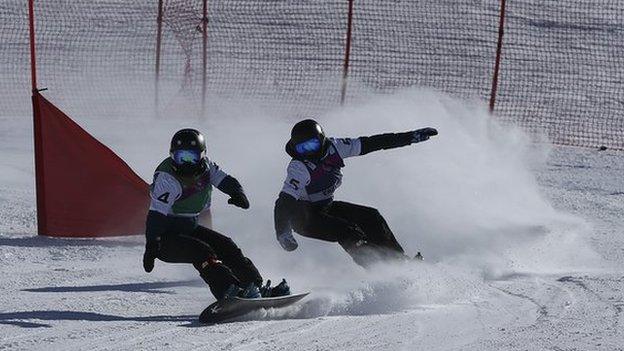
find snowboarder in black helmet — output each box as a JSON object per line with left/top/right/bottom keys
{"left": 143, "top": 128, "right": 290, "bottom": 300}
{"left": 274, "top": 119, "right": 438, "bottom": 267}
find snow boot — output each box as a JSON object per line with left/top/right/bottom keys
{"left": 239, "top": 283, "right": 261, "bottom": 299}
{"left": 223, "top": 283, "right": 261, "bottom": 299}
{"left": 259, "top": 279, "right": 291, "bottom": 297}
{"left": 272, "top": 279, "right": 291, "bottom": 297}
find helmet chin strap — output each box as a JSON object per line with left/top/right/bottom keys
{"left": 319, "top": 146, "right": 330, "bottom": 160}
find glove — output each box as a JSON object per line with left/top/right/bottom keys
{"left": 412, "top": 127, "right": 438, "bottom": 143}
{"left": 277, "top": 232, "right": 298, "bottom": 252}
{"left": 142, "top": 238, "right": 160, "bottom": 273}
{"left": 227, "top": 193, "right": 250, "bottom": 209}
{"left": 143, "top": 252, "right": 155, "bottom": 273}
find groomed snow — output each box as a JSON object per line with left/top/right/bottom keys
{"left": 1, "top": 90, "right": 622, "bottom": 350}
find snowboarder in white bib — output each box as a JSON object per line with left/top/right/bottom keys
{"left": 274, "top": 120, "right": 437, "bottom": 267}
{"left": 143, "top": 129, "right": 289, "bottom": 300}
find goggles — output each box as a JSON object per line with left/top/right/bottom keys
{"left": 295, "top": 138, "right": 321, "bottom": 155}
{"left": 172, "top": 149, "right": 202, "bottom": 165}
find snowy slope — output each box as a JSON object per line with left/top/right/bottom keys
{"left": 1, "top": 1, "right": 623, "bottom": 349}
{"left": 1, "top": 89, "right": 623, "bottom": 350}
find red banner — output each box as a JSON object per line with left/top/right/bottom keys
{"left": 33, "top": 92, "right": 149, "bottom": 237}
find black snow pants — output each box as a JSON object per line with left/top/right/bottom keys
{"left": 157, "top": 225, "right": 262, "bottom": 299}
{"left": 291, "top": 200, "right": 408, "bottom": 267}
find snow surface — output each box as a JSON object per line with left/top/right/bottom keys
{"left": 1, "top": 0, "right": 622, "bottom": 349}
{"left": 1, "top": 89, "right": 623, "bottom": 350}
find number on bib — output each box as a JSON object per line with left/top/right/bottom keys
{"left": 157, "top": 192, "right": 170, "bottom": 204}
{"left": 289, "top": 179, "right": 300, "bottom": 190}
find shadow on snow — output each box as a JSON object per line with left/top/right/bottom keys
{"left": 22, "top": 280, "right": 204, "bottom": 294}
{"left": 0, "top": 235, "right": 141, "bottom": 248}
{"left": 0, "top": 310, "right": 196, "bottom": 329}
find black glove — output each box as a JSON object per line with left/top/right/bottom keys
{"left": 142, "top": 239, "right": 160, "bottom": 273}
{"left": 277, "top": 232, "right": 298, "bottom": 251}
{"left": 228, "top": 193, "right": 250, "bottom": 209}
{"left": 412, "top": 127, "right": 438, "bottom": 143}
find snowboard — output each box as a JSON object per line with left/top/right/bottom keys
{"left": 199, "top": 292, "right": 310, "bottom": 324}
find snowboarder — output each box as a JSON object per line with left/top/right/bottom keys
{"left": 274, "top": 119, "right": 438, "bottom": 267}
{"left": 143, "top": 128, "right": 289, "bottom": 300}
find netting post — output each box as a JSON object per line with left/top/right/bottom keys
{"left": 201, "top": 0, "right": 209, "bottom": 117}
{"left": 155, "top": 0, "right": 164, "bottom": 116}
{"left": 340, "top": 0, "right": 355, "bottom": 105}
{"left": 489, "top": 0, "right": 507, "bottom": 113}
{"left": 28, "top": 0, "right": 37, "bottom": 93}
{"left": 28, "top": 0, "right": 46, "bottom": 235}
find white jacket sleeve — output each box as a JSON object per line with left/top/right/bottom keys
{"left": 207, "top": 159, "right": 228, "bottom": 187}
{"left": 149, "top": 171, "right": 182, "bottom": 215}
{"left": 330, "top": 137, "right": 362, "bottom": 159}
{"left": 280, "top": 160, "right": 310, "bottom": 200}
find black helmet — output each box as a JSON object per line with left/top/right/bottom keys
{"left": 285, "top": 119, "right": 330, "bottom": 160}
{"left": 169, "top": 128, "right": 207, "bottom": 176}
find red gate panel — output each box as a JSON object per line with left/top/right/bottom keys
{"left": 33, "top": 92, "right": 149, "bottom": 237}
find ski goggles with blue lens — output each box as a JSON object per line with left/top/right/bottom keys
{"left": 295, "top": 138, "right": 321, "bottom": 155}
{"left": 171, "top": 149, "right": 202, "bottom": 165}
